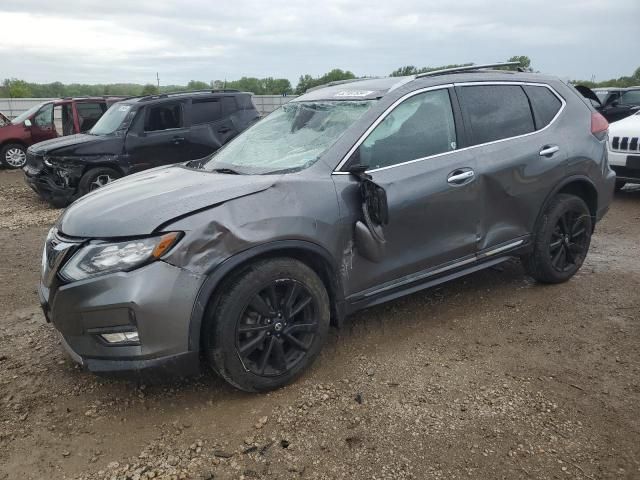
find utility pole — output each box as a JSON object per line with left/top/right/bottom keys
{"left": 156, "top": 72, "right": 160, "bottom": 89}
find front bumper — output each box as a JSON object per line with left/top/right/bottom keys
{"left": 24, "top": 171, "right": 77, "bottom": 206}
{"left": 608, "top": 150, "right": 640, "bottom": 183}
{"left": 40, "top": 260, "right": 205, "bottom": 379}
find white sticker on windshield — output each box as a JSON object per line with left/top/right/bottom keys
{"left": 118, "top": 105, "right": 131, "bottom": 112}
{"left": 334, "top": 90, "right": 374, "bottom": 97}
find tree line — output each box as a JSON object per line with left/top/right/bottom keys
{"left": 1, "top": 57, "right": 638, "bottom": 99}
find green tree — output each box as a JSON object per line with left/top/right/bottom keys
{"left": 498, "top": 55, "right": 532, "bottom": 71}
{"left": 295, "top": 69, "right": 356, "bottom": 94}
{"left": 141, "top": 84, "right": 159, "bottom": 95}
{"left": 3, "top": 78, "right": 32, "bottom": 97}
{"left": 187, "top": 80, "right": 210, "bottom": 90}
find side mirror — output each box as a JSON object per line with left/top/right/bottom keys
{"left": 24, "top": 119, "right": 32, "bottom": 128}
{"left": 346, "top": 162, "right": 389, "bottom": 263}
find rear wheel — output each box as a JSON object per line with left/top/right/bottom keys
{"left": 204, "top": 258, "right": 330, "bottom": 392}
{"left": 78, "top": 167, "right": 121, "bottom": 197}
{"left": 524, "top": 194, "right": 592, "bottom": 284}
{"left": 1, "top": 143, "right": 27, "bottom": 169}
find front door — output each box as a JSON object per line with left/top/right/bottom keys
{"left": 337, "top": 87, "right": 480, "bottom": 297}
{"left": 30, "top": 103, "right": 57, "bottom": 143}
{"left": 124, "top": 101, "right": 192, "bottom": 172}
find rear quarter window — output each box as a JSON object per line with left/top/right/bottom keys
{"left": 192, "top": 98, "right": 222, "bottom": 124}
{"left": 523, "top": 85, "right": 562, "bottom": 130}
{"left": 458, "top": 85, "right": 535, "bottom": 145}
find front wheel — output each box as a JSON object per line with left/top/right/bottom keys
{"left": 78, "top": 167, "right": 121, "bottom": 197}
{"left": 204, "top": 258, "right": 330, "bottom": 392}
{"left": 1, "top": 143, "right": 27, "bottom": 169}
{"left": 524, "top": 194, "right": 592, "bottom": 284}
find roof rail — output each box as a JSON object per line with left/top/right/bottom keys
{"left": 415, "top": 61, "right": 522, "bottom": 78}
{"left": 306, "top": 78, "right": 377, "bottom": 93}
{"left": 137, "top": 89, "right": 244, "bottom": 101}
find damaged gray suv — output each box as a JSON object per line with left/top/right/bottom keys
{"left": 40, "top": 63, "right": 615, "bottom": 392}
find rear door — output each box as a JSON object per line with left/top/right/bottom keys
{"left": 124, "top": 101, "right": 191, "bottom": 170}
{"left": 456, "top": 82, "right": 566, "bottom": 251}
{"left": 188, "top": 96, "right": 239, "bottom": 158}
{"left": 74, "top": 101, "right": 107, "bottom": 132}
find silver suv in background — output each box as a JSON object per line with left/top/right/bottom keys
{"left": 39, "top": 63, "right": 615, "bottom": 392}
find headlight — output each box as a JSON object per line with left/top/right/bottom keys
{"left": 59, "top": 232, "right": 181, "bottom": 282}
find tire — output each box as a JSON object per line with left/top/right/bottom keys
{"left": 1, "top": 143, "right": 27, "bottom": 169}
{"left": 614, "top": 180, "right": 626, "bottom": 192}
{"left": 204, "top": 258, "right": 330, "bottom": 392}
{"left": 78, "top": 167, "right": 121, "bottom": 197}
{"left": 524, "top": 193, "right": 592, "bottom": 284}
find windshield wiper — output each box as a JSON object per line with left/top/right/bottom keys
{"left": 213, "top": 168, "right": 243, "bottom": 175}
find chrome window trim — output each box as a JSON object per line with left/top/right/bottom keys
{"left": 332, "top": 81, "right": 566, "bottom": 175}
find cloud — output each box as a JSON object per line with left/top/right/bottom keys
{"left": 0, "top": 0, "right": 637, "bottom": 85}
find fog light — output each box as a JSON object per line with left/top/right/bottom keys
{"left": 100, "top": 330, "right": 139, "bottom": 344}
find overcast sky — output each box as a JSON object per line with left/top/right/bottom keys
{"left": 1, "top": 0, "right": 637, "bottom": 86}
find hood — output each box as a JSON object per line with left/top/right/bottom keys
{"left": 29, "top": 133, "right": 121, "bottom": 157}
{"left": 610, "top": 112, "right": 640, "bottom": 136}
{"left": 58, "top": 165, "right": 277, "bottom": 237}
{"left": 575, "top": 85, "right": 602, "bottom": 107}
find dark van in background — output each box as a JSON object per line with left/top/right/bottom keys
{"left": 0, "top": 97, "right": 120, "bottom": 168}
{"left": 23, "top": 90, "right": 260, "bottom": 207}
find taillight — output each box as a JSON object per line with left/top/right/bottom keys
{"left": 591, "top": 112, "right": 608, "bottom": 140}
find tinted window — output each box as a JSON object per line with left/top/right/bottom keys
{"left": 357, "top": 89, "right": 457, "bottom": 170}
{"left": 144, "top": 103, "right": 182, "bottom": 131}
{"left": 523, "top": 85, "right": 562, "bottom": 129}
{"left": 619, "top": 90, "right": 640, "bottom": 106}
{"left": 459, "top": 85, "right": 535, "bottom": 145}
{"left": 222, "top": 97, "right": 237, "bottom": 115}
{"left": 76, "top": 102, "right": 106, "bottom": 132}
{"left": 34, "top": 103, "right": 53, "bottom": 127}
{"left": 192, "top": 99, "right": 222, "bottom": 124}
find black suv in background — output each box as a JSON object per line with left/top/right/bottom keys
{"left": 576, "top": 86, "right": 640, "bottom": 123}
{"left": 23, "top": 90, "right": 260, "bottom": 207}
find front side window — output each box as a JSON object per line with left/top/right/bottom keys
{"left": 144, "top": 103, "right": 183, "bottom": 132}
{"left": 199, "top": 100, "right": 376, "bottom": 174}
{"left": 34, "top": 103, "right": 53, "bottom": 127}
{"left": 619, "top": 90, "right": 640, "bottom": 106}
{"left": 355, "top": 89, "right": 457, "bottom": 170}
{"left": 459, "top": 85, "right": 535, "bottom": 145}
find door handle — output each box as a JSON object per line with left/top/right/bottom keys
{"left": 539, "top": 145, "right": 559, "bottom": 157}
{"left": 172, "top": 136, "right": 185, "bottom": 144}
{"left": 447, "top": 169, "right": 475, "bottom": 185}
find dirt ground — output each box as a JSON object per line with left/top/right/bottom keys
{"left": 0, "top": 168, "right": 638, "bottom": 480}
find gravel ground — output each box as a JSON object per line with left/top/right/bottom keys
{"left": 0, "top": 168, "right": 639, "bottom": 480}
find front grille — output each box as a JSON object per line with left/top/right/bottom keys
{"left": 611, "top": 136, "right": 640, "bottom": 152}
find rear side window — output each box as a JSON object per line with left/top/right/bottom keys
{"left": 192, "top": 99, "right": 222, "bottom": 124}
{"left": 523, "top": 86, "right": 562, "bottom": 130}
{"left": 221, "top": 97, "right": 237, "bottom": 116}
{"left": 145, "top": 103, "right": 183, "bottom": 131}
{"left": 458, "top": 85, "right": 535, "bottom": 145}
{"left": 357, "top": 88, "right": 457, "bottom": 170}
{"left": 76, "top": 102, "right": 107, "bottom": 132}
{"left": 619, "top": 90, "right": 640, "bottom": 106}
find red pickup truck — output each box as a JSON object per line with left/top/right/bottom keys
{"left": 0, "top": 97, "right": 122, "bottom": 168}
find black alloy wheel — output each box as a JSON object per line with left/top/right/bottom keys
{"left": 236, "top": 279, "right": 318, "bottom": 377}
{"left": 548, "top": 209, "right": 589, "bottom": 272}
